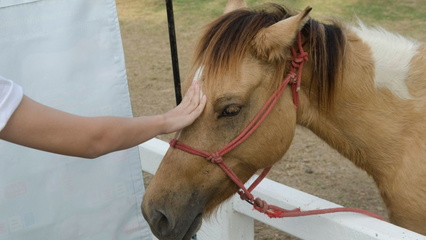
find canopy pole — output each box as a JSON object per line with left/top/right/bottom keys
{"left": 165, "top": 0, "right": 182, "bottom": 105}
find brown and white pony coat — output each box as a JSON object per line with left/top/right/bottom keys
{"left": 142, "top": 1, "right": 426, "bottom": 239}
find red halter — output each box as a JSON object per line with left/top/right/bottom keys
{"left": 169, "top": 32, "right": 385, "bottom": 221}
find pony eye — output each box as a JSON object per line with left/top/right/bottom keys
{"left": 219, "top": 105, "right": 241, "bottom": 118}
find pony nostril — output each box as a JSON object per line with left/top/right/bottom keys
{"left": 151, "top": 210, "right": 174, "bottom": 236}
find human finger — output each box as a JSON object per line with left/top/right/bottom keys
{"left": 190, "top": 94, "right": 206, "bottom": 118}
{"left": 180, "top": 81, "right": 198, "bottom": 107}
{"left": 184, "top": 81, "right": 201, "bottom": 110}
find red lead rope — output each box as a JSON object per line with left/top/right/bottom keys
{"left": 169, "top": 32, "right": 385, "bottom": 221}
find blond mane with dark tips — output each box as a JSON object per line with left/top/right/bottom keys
{"left": 192, "top": 3, "right": 345, "bottom": 109}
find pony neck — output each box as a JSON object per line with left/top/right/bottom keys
{"left": 294, "top": 27, "right": 407, "bottom": 181}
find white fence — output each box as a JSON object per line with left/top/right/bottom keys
{"left": 139, "top": 138, "right": 425, "bottom": 240}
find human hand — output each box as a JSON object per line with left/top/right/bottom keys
{"left": 160, "top": 81, "right": 207, "bottom": 134}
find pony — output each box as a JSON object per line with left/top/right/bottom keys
{"left": 142, "top": 0, "right": 426, "bottom": 239}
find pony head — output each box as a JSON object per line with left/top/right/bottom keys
{"left": 142, "top": 1, "right": 317, "bottom": 239}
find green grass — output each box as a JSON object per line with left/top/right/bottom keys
{"left": 146, "top": 0, "right": 424, "bottom": 17}
{"left": 164, "top": 0, "right": 425, "bottom": 20}
{"left": 344, "top": 0, "right": 425, "bottom": 21}
{"left": 132, "top": 0, "right": 425, "bottom": 40}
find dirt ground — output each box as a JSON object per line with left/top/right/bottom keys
{"left": 116, "top": 1, "right": 425, "bottom": 239}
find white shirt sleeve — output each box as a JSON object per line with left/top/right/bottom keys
{"left": 0, "top": 76, "right": 24, "bottom": 132}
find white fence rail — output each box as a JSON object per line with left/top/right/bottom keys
{"left": 139, "top": 138, "right": 425, "bottom": 240}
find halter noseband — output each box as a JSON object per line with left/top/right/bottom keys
{"left": 168, "top": 32, "right": 385, "bottom": 221}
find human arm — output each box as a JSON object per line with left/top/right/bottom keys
{"left": 0, "top": 81, "right": 206, "bottom": 158}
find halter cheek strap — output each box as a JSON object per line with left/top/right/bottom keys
{"left": 168, "top": 32, "right": 385, "bottom": 221}
{"left": 289, "top": 33, "right": 309, "bottom": 108}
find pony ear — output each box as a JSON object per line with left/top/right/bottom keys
{"left": 252, "top": 6, "right": 312, "bottom": 62}
{"left": 224, "top": 0, "right": 247, "bottom": 14}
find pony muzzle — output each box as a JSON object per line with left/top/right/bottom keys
{"left": 142, "top": 202, "right": 203, "bottom": 240}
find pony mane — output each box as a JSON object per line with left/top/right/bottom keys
{"left": 193, "top": 3, "right": 346, "bottom": 109}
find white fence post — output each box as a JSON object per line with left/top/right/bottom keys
{"left": 139, "top": 138, "right": 425, "bottom": 240}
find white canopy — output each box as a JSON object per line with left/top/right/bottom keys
{"left": 0, "top": 0, "right": 150, "bottom": 239}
